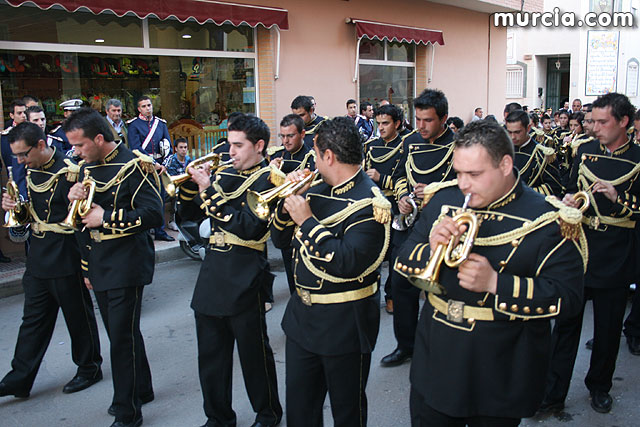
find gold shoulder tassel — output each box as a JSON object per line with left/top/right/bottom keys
{"left": 269, "top": 165, "right": 286, "bottom": 187}
{"left": 64, "top": 159, "right": 80, "bottom": 182}
{"left": 133, "top": 149, "right": 156, "bottom": 174}
{"left": 371, "top": 186, "right": 392, "bottom": 224}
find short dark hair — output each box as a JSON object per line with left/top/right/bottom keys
{"left": 414, "top": 89, "right": 448, "bottom": 119}
{"left": 558, "top": 110, "right": 570, "bottom": 119}
{"left": 583, "top": 103, "right": 593, "bottom": 112}
{"left": 474, "top": 107, "right": 482, "bottom": 113}
{"left": 25, "top": 105, "right": 45, "bottom": 121}
{"left": 346, "top": 99, "right": 357, "bottom": 107}
{"left": 503, "top": 102, "right": 522, "bottom": 115}
{"left": 8, "top": 122, "right": 46, "bottom": 148}
{"left": 174, "top": 137, "right": 188, "bottom": 147}
{"left": 228, "top": 113, "right": 270, "bottom": 156}
{"left": 569, "top": 111, "right": 584, "bottom": 124}
{"left": 592, "top": 92, "right": 636, "bottom": 129}
{"left": 529, "top": 112, "right": 539, "bottom": 126}
{"left": 280, "top": 114, "right": 304, "bottom": 133}
{"left": 454, "top": 119, "right": 514, "bottom": 166}
{"left": 634, "top": 109, "right": 640, "bottom": 121}
{"left": 484, "top": 115, "right": 498, "bottom": 123}
{"left": 315, "top": 117, "right": 362, "bottom": 165}
{"left": 447, "top": 116, "right": 464, "bottom": 129}
{"left": 505, "top": 110, "right": 530, "bottom": 127}
{"left": 22, "top": 95, "right": 40, "bottom": 105}
{"left": 137, "top": 95, "right": 152, "bottom": 106}
{"left": 374, "top": 104, "right": 403, "bottom": 123}
{"left": 359, "top": 101, "right": 372, "bottom": 114}
{"left": 290, "top": 95, "right": 313, "bottom": 113}
{"left": 10, "top": 99, "right": 26, "bottom": 114}
{"left": 541, "top": 114, "right": 551, "bottom": 122}
{"left": 227, "top": 111, "right": 244, "bottom": 127}
{"left": 63, "top": 108, "right": 115, "bottom": 142}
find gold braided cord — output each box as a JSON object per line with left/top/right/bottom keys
{"left": 213, "top": 167, "right": 271, "bottom": 201}
{"left": 579, "top": 160, "right": 640, "bottom": 187}
{"left": 577, "top": 172, "right": 638, "bottom": 226}
{"left": 368, "top": 140, "right": 404, "bottom": 164}
{"left": 406, "top": 143, "right": 455, "bottom": 187}
{"left": 222, "top": 229, "right": 270, "bottom": 248}
{"left": 27, "top": 168, "right": 70, "bottom": 193}
{"left": 474, "top": 212, "right": 557, "bottom": 246}
{"left": 86, "top": 160, "right": 138, "bottom": 192}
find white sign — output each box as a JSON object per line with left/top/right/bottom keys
{"left": 626, "top": 60, "right": 639, "bottom": 98}
{"left": 585, "top": 31, "right": 619, "bottom": 96}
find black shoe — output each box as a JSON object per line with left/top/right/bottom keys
{"left": 585, "top": 338, "right": 594, "bottom": 350}
{"left": 199, "top": 422, "right": 218, "bottom": 427}
{"left": 110, "top": 415, "right": 143, "bottom": 427}
{"left": 380, "top": 348, "right": 412, "bottom": 367}
{"left": 627, "top": 336, "right": 640, "bottom": 355}
{"left": 62, "top": 372, "right": 102, "bottom": 394}
{"left": 0, "top": 382, "right": 29, "bottom": 398}
{"left": 590, "top": 390, "right": 613, "bottom": 413}
{"left": 108, "top": 392, "right": 154, "bottom": 416}
{"left": 537, "top": 399, "right": 564, "bottom": 414}
{"left": 0, "top": 255, "right": 11, "bottom": 263}
{"left": 155, "top": 233, "right": 175, "bottom": 242}
{"left": 250, "top": 422, "right": 280, "bottom": 427}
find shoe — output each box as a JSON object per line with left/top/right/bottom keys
{"left": 108, "top": 392, "right": 154, "bottom": 416}
{"left": 155, "top": 233, "right": 175, "bottom": 242}
{"left": 265, "top": 302, "right": 273, "bottom": 313}
{"left": 627, "top": 336, "right": 640, "bottom": 355}
{"left": 110, "top": 415, "right": 142, "bottom": 427}
{"left": 62, "top": 372, "right": 102, "bottom": 394}
{"left": 537, "top": 399, "right": 564, "bottom": 414}
{"left": 385, "top": 299, "right": 394, "bottom": 314}
{"left": 0, "top": 382, "right": 29, "bottom": 398}
{"left": 0, "top": 255, "right": 11, "bottom": 263}
{"left": 585, "top": 338, "right": 594, "bottom": 350}
{"left": 167, "top": 221, "right": 179, "bottom": 231}
{"left": 250, "top": 422, "right": 279, "bottom": 427}
{"left": 590, "top": 390, "right": 612, "bottom": 413}
{"left": 380, "top": 348, "right": 412, "bottom": 367}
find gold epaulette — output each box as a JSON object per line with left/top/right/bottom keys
{"left": 267, "top": 145, "right": 285, "bottom": 157}
{"left": 421, "top": 179, "right": 458, "bottom": 208}
{"left": 133, "top": 149, "right": 156, "bottom": 174}
{"left": 371, "top": 186, "right": 391, "bottom": 224}
{"left": 269, "top": 165, "right": 286, "bottom": 187}
{"left": 64, "top": 158, "right": 80, "bottom": 182}
{"left": 538, "top": 144, "right": 556, "bottom": 157}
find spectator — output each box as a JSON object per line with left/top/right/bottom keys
{"left": 446, "top": 116, "right": 464, "bottom": 133}
{"left": 105, "top": 99, "right": 128, "bottom": 147}
{"left": 355, "top": 101, "right": 374, "bottom": 142}
{"left": 471, "top": 107, "right": 483, "bottom": 121}
{"left": 346, "top": 99, "right": 357, "bottom": 121}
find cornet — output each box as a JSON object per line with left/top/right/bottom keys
{"left": 408, "top": 193, "right": 478, "bottom": 295}
{"left": 60, "top": 170, "right": 96, "bottom": 229}
{"left": 162, "top": 153, "right": 234, "bottom": 197}
{"left": 247, "top": 169, "right": 318, "bottom": 220}
{"left": 3, "top": 166, "right": 31, "bottom": 227}
{"left": 392, "top": 192, "right": 418, "bottom": 231}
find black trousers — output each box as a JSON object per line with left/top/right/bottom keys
{"left": 1, "top": 272, "right": 102, "bottom": 393}
{"left": 194, "top": 295, "right": 282, "bottom": 427}
{"left": 281, "top": 246, "right": 296, "bottom": 295}
{"left": 94, "top": 286, "right": 152, "bottom": 423}
{"left": 286, "top": 338, "right": 372, "bottom": 427}
{"left": 545, "top": 286, "right": 628, "bottom": 403}
{"left": 410, "top": 388, "right": 520, "bottom": 427}
{"left": 623, "top": 287, "right": 640, "bottom": 338}
{"left": 390, "top": 241, "right": 420, "bottom": 352}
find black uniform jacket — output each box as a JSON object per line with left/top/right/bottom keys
{"left": 26, "top": 148, "right": 81, "bottom": 279}
{"left": 76, "top": 144, "right": 163, "bottom": 291}
{"left": 267, "top": 143, "right": 315, "bottom": 174}
{"left": 514, "top": 137, "right": 564, "bottom": 196}
{"left": 364, "top": 132, "right": 406, "bottom": 213}
{"left": 182, "top": 160, "right": 274, "bottom": 317}
{"left": 395, "top": 176, "right": 585, "bottom": 418}
{"left": 392, "top": 127, "right": 456, "bottom": 203}
{"left": 271, "top": 169, "right": 391, "bottom": 356}
{"left": 212, "top": 140, "right": 230, "bottom": 162}
{"left": 568, "top": 137, "right": 640, "bottom": 288}
{"left": 302, "top": 115, "right": 327, "bottom": 149}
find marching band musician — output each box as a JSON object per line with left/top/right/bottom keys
{"left": 395, "top": 119, "right": 586, "bottom": 426}
{"left": 382, "top": 89, "right": 456, "bottom": 368}
{"left": 270, "top": 116, "right": 391, "bottom": 427}
{"left": 0, "top": 122, "right": 102, "bottom": 400}
{"left": 65, "top": 108, "right": 163, "bottom": 427}
{"left": 181, "top": 113, "right": 282, "bottom": 427}
{"left": 290, "top": 95, "right": 327, "bottom": 149}
{"left": 268, "top": 113, "right": 315, "bottom": 295}
{"left": 542, "top": 93, "right": 640, "bottom": 414}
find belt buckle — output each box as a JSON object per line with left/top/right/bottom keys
{"left": 447, "top": 300, "right": 465, "bottom": 323}
{"left": 90, "top": 230, "right": 101, "bottom": 242}
{"left": 589, "top": 216, "right": 601, "bottom": 230}
{"left": 299, "top": 289, "right": 312, "bottom": 306}
{"left": 31, "top": 222, "right": 40, "bottom": 233}
{"left": 213, "top": 232, "right": 225, "bottom": 247}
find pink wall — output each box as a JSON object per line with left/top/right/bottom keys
{"left": 243, "top": 0, "right": 507, "bottom": 126}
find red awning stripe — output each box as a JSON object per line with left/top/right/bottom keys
{"left": 6, "top": 0, "right": 289, "bottom": 29}
{"left": 350, "top": 18, "right": 444, "bottom": 46}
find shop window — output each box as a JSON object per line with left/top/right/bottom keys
{"left": 0, "top": 50, "right": 256, "bottom": 128}
{"left": 0, "top": 4, "right": 143, "bottom": 47}
{"left": 148, "top": 18, "right": 254, "bottom": 52}
{"left": 506, "top": 66, "right": 524, "bottom": 98}
{"left": 358, "top": 38, "right": 415, "bottom": 124}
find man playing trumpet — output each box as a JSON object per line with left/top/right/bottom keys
{"left": 0, "top": 122, "right": 102, "bottom": 400}
{"left": 395, "top": 120, "right": 586, "bottom": 426}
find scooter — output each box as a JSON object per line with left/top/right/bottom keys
{"left": 174, "top": 206, "right": 206, "bottom": 261}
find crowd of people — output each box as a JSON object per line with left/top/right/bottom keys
{"left": 0, "top": 88, "right": 639, "bottom": 427}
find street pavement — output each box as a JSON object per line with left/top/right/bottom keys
{"left": 1, "top": 257, "right": 639, "bottom": 426}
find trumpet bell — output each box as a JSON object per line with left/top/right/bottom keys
{"left": 246, "top": 190, "right": 271, "bottom": 220}
{"left": 407, "top": 244, "right": 447, "bottom": 295}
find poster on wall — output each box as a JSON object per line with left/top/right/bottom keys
{"left": 585, "top": 30, "right": 619, "bottom": 96}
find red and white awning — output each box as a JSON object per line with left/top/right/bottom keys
{"left": 348, "top": 18, "right": 444, "bottom": 46}
{"left": 6, "top": 0, "right": 289, "bottom": 29}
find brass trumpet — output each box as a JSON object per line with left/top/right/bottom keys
{"left": 161, "top": 153, "right": 234, "bottom": 197}
{"left": 247, "top": 169, "right": 318, "bottom": 220}
{"left": 60, "top": 170, "right": 96, "bottom": 229}
{"left": 392, "top": 192, "right": 418, "bottom": 231}
{"left": 572, "top": 191, "right": 590, "bottom": 213}
{"left": 408, "top": 194, "right": 478, "bottom": 295}
{"left": 3, "top": 166, "right": 31, "bottom": 227}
